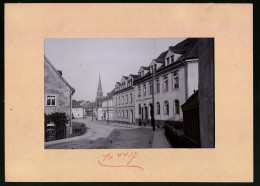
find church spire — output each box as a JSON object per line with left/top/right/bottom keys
{"left": 96, "top": 74, "right": 103, "bottom": 99}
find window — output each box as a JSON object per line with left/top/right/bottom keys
{"left": 173, "top": 72, "right": 179, "bottom": 89}
{"left": 122, "top": 96, "right": 124, "bottom": 104}
{"left": 175, "top": 100, "right": 180, "bottom": 114}
{"left": 115, "top": 111, "right": 117, "bottom": 118}
{"left": 118, "top": 97, "right": 120, "bottom": 105}
{"left": 130, "top": 94, "right": 132, "bottom": 103}
{"left": 149, "top": 81, "right": 153, "bottom": 95}
{"left": 164, "top": 101, "right": 169, "bottom": 114}
{"left": 166, "top": 57, "right": 170, "bottom": 65}
{"left": 156, "top": 79, "right": 160, "bottom": 93}
{"left": 154, "top": 64, "right": 157, "bottom": 71}
{"left": 122, "top": 110, "right": 124, "bottom": 118}
{"left": 164, "top": 76, "right": 168, "bottom": 92}
{"left": 171, "top": 55, "right": 174, "bottom": 63}
{"left": 143, "top": 84, "right": 146, "bottom": 96}
{"left": 126, "top": 110, "right": 128, "bottom": 118}
{"left": 116, "top": 98, "right": 117, "bottom": 105}
{"left": 157, "top": 102, "right": 160, "bottom": 114}
{"left": 46, "top": 95, "right": 56, "bottom": 106}
{"left": 126, "top": 95, "right": 128, "bottom": 104}
{"left": 138, "top": 86, "right": 141, "bottom": 97}
{"left": 139, "top": 104, "right": 141, "bottom": 115}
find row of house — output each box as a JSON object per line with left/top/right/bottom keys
{"left": 97, "top": 38, "right": 199, "bottom": 127}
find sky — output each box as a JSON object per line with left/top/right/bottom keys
{"left": 44, "top": 38, "right": 185, "bottom": 101}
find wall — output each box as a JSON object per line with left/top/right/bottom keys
{"left": 44, "top": 58, "right": 73, "bottom": 136}
{"left": 187, "top": 62, "right": 199, "bottom": 98}
{"left": 72, "top": 108, "right": 84, "bottom": 118}
{"left": 198, "top": 38, "right": 215, "bottom": 148}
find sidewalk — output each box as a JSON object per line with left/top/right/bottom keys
{"left": 93, "top": 120, "right": 140, "bottom": 129}
{"left": 152, "top": 127, "right": 171, "bottom": 148}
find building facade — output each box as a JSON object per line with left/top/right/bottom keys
{"left": 101, "top": 91, "right": 114, "bottom": 121}
{"left": 44, "top": 56, "right": 75, "bottom": 137}
{"left": 72, "top": 100, "right": 84, "bottom": 118}
{"left": 134, "top": 38, "right": 199, "bottom": 127}
{"left": 113, "top": 75, "right": 138, "bottom": 124}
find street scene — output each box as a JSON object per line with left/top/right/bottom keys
{"left": 44, "top": 38, "right": 215, "bottom": 149}
{"left": 45, "top": 117, "right": 170, "bottom": 149}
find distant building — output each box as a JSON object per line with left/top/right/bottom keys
{"left": 95, "top": 74, "right": 104, "bottom": 120}
{"left": 113, "top": 74, "right": 138, "bottom": 124}
{"left": 44, "top": 56, "right": 75, "bottom": 137}
{"left": 83, "top": 102, "right": 93, "bottom": 117}
{"left": 101, "top": 90, "right": 114, "bottom": 121}
{"left": 134, "top": 38, "right": 199, "bottom": 127}
{"left": 72, "top": 100, "right": 84, "bottom": 118}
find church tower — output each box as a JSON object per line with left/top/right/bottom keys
{"left": 96, "top": 74, "right": 103, "bottom": 99}
{"left": 95, "top": 74, "right": 104, "bottom": 108}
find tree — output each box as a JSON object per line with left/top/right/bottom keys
{"left": 45, "top": 112, "right": 69, "bottom": 139}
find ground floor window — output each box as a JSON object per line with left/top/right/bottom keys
{"left": 126, "top": 110, "right": 128, "bottom": 118}
{"left": 157, "top": 102, "right": 160, "bottom": 114}
{"left": 164, "top": 101, "right": 169, "bottom": 115}
{"left": 175, "top": 100, "right": 180, "bottom": 114}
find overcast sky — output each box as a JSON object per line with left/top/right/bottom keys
{"left": 44, "top": 38, "right": 185, "bottom": 101}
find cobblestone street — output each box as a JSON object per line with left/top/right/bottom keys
{"left": 45, "top": 117, "right": 170, "bottom": 149}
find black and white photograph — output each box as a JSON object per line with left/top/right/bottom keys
{"left": 44, "top": 38, "right": 215, "bottom": 149}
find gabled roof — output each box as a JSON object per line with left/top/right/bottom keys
{"left": 120, "top": 76, "right": 128, "bottom": 83}
{"left": 138, "top": 66, "right": 150, "bottom": 73}
{"left": 44, "top": 56, "right": 75, "bottom": 93}
{"left": 141, "top": 66, "right": 150, "bottom": 70}
{"left": 129, "top": 74, "right": 139, "bottom": 80}
{"left": 156, "top": 50, "right": 168, "bottom": 60}
{"left": 169, "top": 38, "right": 199, "bottom": 60}
{"left": 72, "top": 100, "right": 83, "bottom": 108}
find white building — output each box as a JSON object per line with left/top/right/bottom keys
{"left": 72, "top": 100, "right": 84, "bottom": 118}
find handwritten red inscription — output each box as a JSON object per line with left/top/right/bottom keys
{"left": 98, "top": 151, "right": 144, "bottom": 171}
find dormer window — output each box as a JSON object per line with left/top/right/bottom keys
{"left": 154, "top": 64, "right": 157, "bottom": 71}
{"left": 171, "top": 55, "right": 174, "bottom": 63}
{"left": 143, "top": 84, "right": 146, "bottom": 96}
{"left": 166, "top": 57, "right": 170, "bottom": 65}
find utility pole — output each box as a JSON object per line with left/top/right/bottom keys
{"left": 151, "top": 66, "right": 155, "bottom": 131}
{"left": 107, "top": 99, "right": 109, "bottom": 125}
{"left": 92, "top": 101, "right": 93, "bottom": 122}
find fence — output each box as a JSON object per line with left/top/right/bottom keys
{"left": 181, "top": 91, "right": 201, "bottom": 148}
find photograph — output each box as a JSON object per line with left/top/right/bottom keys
{"left": 44, "top": 38, "right": 215, "bottom": 149}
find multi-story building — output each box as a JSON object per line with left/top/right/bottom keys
{"left": 72, "top": 100, "right": 84, "bottom": 118}
{"left": 44, "top": 56, "right": 75, "bottom": 137}
{"left": 101, "top": 91, "right": 114, "bottom": 121}
{"left": 134, "top": 38, "right": 199, "bottom": 127}
{"left": 113, "top": 74, "right": 138, "bottom": 124}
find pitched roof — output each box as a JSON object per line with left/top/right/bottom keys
{"left": 97, "top": 74, "right": 103, "bottom": 92}
{"left": 141, "top": 66, "right": 150, "bottom": 70}
{"left": 169, "top": 38, "right": 199, "bottom": 60}
{"left": 156, "top": 50, "right": 168, "bottom": 60}
{"left": 44, "top": 56, "right": 75, "bottom": 93}
{"left": 129, "top": 74, "right": 140, "bottom": 80}
{"left": 72, "top": 100, "right": 83, "bottom": 108}
{"left": 122, "top": 76, "right": 129, "bottom": 79}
